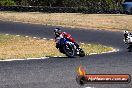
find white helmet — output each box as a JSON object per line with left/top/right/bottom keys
{"left": 124, "top": 31, "right": 129, "bottom": 34}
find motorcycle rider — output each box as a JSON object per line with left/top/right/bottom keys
{"left": 54, "top": 28, "right": 80, "bottom": 52}
{"left": 123, "top": 31, "right": 132, "bottom": 50}
{"left": 124, "top": 31, "right": 129, "bottom": 41}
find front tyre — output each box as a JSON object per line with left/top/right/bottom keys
{"left": 63, "top": 45, "right": 75, "bottom": 58}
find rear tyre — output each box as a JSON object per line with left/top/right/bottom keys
{"left": 128, "top": 47, "right": 132, "bottom": 52}
{"left": 63, "top": 45, "right": 75, "bottom": 58}
{"left": 128, "top": 44, "right": 132, "bottom": 52}
{"left": 79, "top": 49, "right": 85, "bottom": 57}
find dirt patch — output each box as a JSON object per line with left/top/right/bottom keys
{"left": 0, "top": 12, "right": 131, "bottom": 31}
{"left": 0, "top": 34, "right": 113, "bottom": 59}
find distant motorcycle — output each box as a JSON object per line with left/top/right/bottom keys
{"left": 56, "top": 38, "right": 85, "bottom": 57}
{"left": 123, "top": 31, "right": 132, "bottom": 52}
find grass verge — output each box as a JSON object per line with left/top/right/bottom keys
{"left": 0, "top": 34, "right": 113, "bottom": 60}
{"left": 0, "top": 12, "right": 132, "bottom": 31}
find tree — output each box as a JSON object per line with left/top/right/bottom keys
{"left": 42, "top": 0, "right": 57, "bottom": 7}
{"left": 3, "top": 0, "right": 123, "bottom": 10}
{"left": 0, "top": 0, "right": 16, "bottom": 6}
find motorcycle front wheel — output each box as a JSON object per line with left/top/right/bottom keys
{"left": 63, "top": 44, "right": 75, "bottom": 58}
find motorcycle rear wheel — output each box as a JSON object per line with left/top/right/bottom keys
{"left": 79, "top": 49, "right": 85, "bottom": 57}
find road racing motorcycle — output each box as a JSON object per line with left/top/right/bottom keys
{"left": 56, "top": 37, "right": 85, "bottom": 57}
{"left": 123, "top": 33, "right": 132, "bottom": 52}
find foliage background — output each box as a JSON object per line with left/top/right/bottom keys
{"left": 0, "top": 0, "right": 123, "bottom": 10}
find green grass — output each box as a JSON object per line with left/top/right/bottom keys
{"left": 80, "top": 44, "right": 113, "bottom": 55}
{"left": 0, "top": 34, "right": 113, "bottom": 60}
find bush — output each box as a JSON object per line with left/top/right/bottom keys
{"left": 0, "top": 0, "right": 16, "bottom": 6}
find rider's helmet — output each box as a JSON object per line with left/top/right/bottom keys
{"left": 124, "top": 31, "right": 129, "bottom": 34}
{"left": 54, "top": 28, "right": 61, "bottom": 36}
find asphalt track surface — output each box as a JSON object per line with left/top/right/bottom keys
{"left": 0, "top": 21, "right": 132, "bottom": 88}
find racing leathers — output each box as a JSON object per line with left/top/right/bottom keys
{"left": 55, "top": 32, "right": 79, "bottom": 49}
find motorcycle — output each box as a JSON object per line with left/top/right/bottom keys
{"left": 56, "top": 38, "right": 85, "bottom": 57}
{"left": 123, "top": 33, "right": 132, "bottom": 52}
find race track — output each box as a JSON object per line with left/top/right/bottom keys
{"left": 0, "top": 21, "right": 132, "bottom": 88}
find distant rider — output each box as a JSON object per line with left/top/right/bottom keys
{"left": 54, "top": 28, "right": 80, "bottom": 50}
{"left": 124, "top": 31, "right": 129, "bottom": 41}
{"left": 123, "top": 31, "right": 132, "bottom": 49}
